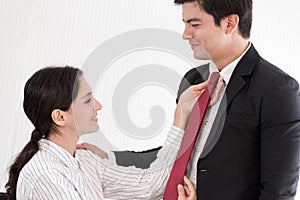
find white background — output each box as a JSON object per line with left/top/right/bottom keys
{"left": 0, "top": 0, "right": 300, "bottom": 198}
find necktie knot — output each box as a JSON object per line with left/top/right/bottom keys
{"left": 208, "top": 72, "right": 220, "bottom": 95}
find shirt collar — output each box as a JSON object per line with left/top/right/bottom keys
{"left": 209, "top": 42, "right": 251, "bottom": 84}
{"left": 39, "top": 139, "right": 80, "bottom": 169}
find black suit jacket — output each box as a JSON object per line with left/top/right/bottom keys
{"left": 114, "top": 45, "right": 300, "bottom": 200}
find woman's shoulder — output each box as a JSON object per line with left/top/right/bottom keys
{"left": 18, "top": 150, "right": 66, "bottom": 187}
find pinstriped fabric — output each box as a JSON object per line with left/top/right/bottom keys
{"left": 16, "top": 126, "right": 184, "bottom": 200}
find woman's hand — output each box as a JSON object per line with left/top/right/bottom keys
{"left": 178, "top": 82, "right": 208, "bottom": 115}
{"left": 173, "top": 76, "right": 223, "bottom": 129}
{"left": 173, "top": 82, "right": 207, "bottom": 129}
{"left": 178, "top": 176, "right": 196, "bottom": 200}
{"left": 76, "top": 143, "right": 108, "bottom": 159}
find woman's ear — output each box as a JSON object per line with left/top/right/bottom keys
{"left": 223, "top": 14, "right": 239, "bottom": 35}
{"left": 51, "top": 109, "right": 67, "bottom": 127}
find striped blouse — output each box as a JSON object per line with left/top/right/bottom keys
{"left": 16, "top": 126, "right": 184, "bottom": 200}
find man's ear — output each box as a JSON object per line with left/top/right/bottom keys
{"left": 223, "top": 14, "right": 239, "bottom": 35}
{"left": 51, "top": 109, "right": 67, "bottom": 127}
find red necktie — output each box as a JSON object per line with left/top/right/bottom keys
{"left": 163, "top": 72, "right": 220, "bottom": 199}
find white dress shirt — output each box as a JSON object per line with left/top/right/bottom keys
{"left": 17, "top": 126, "right": 184, "bottom": 200}
{"left": 186, "top": 43, "right": 252, "bottom": 185}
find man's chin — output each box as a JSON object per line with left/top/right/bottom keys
{"left": 193, "top": 54, "right": 211, "bottom": 60}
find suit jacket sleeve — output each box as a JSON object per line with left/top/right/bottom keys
{"left": 259, "top": 75, "right": 300, "bottom": 200}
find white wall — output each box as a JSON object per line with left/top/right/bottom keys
{"left": 0, "top": 0, "right": 299, "bottom": 198}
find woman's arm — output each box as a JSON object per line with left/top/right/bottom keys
{"left": 78, "top": 79, "right": 223, "bottom": 199}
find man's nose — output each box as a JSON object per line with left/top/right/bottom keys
{"left": 182, "top": 25, "right": 193, "bottom": 40}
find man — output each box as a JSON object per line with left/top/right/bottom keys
{"left": 89, "top": 0, "right": 300, "bottom": 199}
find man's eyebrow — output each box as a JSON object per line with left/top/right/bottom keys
{"left": 183, "top": 18, "right": 202, "bottom": 23}
{"left": 82, "top": 91, "right": 92, "bottom": 99}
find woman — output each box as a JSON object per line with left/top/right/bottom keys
{"left": 5, "top": 66, "right": 212, "bottom": 199}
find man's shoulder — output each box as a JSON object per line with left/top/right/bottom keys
{"left": 255, "top": 56, "right": 297, "bottom": 84}
{"left": 184, "top": 63, "right": 209, "bottom": 78}
{"left": 182, "top": 63, "right": 210, "bottom": 85}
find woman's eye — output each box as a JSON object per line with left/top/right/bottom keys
{"left": 85, "top": 99, "right": 91, "bottom": 104}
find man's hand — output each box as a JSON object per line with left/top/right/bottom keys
{"left": 76, "top": 143, "right": 108, "bottom": 159}
{"left": 178, "top": 176, "right": 196, "bottom": 200}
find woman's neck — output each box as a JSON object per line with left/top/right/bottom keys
{"left": 47, "top": 130, "right": 79, "bottom": 156}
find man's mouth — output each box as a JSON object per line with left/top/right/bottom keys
{"left": 190, "top": 43, "right": 199, "bottom": 49}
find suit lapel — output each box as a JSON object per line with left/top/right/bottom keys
{"left": 225, "top": 72, "right": 246, "bottom": 107}
{"left": 200, "top": 45, "right": 260, "bottom": 158}
{"left": 225, "top": 45, "right": 259, "bottom": 107}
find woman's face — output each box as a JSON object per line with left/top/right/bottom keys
{"left": 68, "top": 75, "right": 102, "bottom": 135}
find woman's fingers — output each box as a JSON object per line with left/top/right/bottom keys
{"left": 184, "top": 185, "right": 191, "bottom": 196}
{"left": 76, "top": 143, "right": 87, "bottom": 150}
{"left": 76, "top": 143, "right": 108, "bottom": 159}
{"left": 183, "top": 176, "right": 197, "bottom": 199}
{"left": 192, "top": 82, "right": 208, "bottom": 92}
{"left": 177, "top": 184, "right": 186, "bottom": 200}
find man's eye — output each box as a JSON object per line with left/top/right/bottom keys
{"left": 85, "top": 99, "right": 91, "bottom": 103}
{"left": 192, "top": 24, "right": 200, "bottom": 27}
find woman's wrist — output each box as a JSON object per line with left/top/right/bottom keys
{"left": 173, "top": 105, "right": 190, "bottom": 130}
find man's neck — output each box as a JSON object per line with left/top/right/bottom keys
{"left": 214, "top": 39, "right": 250, "bottom": 71}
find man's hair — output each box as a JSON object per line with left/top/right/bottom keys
{"left": 175, "top": 0, "right": 252, "bottom": 39}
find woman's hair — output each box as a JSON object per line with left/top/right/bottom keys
{"left": 5, "top": 66, "right": 82, "bottom": 200}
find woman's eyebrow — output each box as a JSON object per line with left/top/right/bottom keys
{"left": 82, "top": 91, "right": 92, "bottom": 99}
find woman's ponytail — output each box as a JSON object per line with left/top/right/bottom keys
{"left": 5, "top": 129, "right": 43, "bottom": 200}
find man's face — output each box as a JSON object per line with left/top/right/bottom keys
{"left": 182, "top": 2, "right": 226, "bottom": 61}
